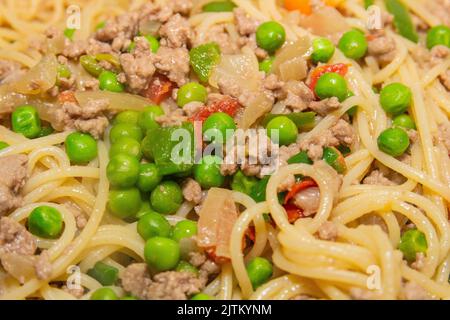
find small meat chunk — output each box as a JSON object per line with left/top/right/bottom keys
{"left": 317, "top": 221, "right": 338, "bottom": 241}
{"left": 0, "top": 155, "right": 28, "bottom": 215}
{"left": 0, "top": 60, "right": 22, "bottom": 84}
{"left": 233, "top": 8, "right": 260, "bottom": 36}
{"left": 193, "top": 24, "right": 239, "bottom": 54}
{"left": 0, "top": 217, "right": 36, "bottom": 255}
{"left": 368, "top": 30, "right": 397, "bottom": 65}
{"left": 309, "top": 97, "right": 341, "bottom": 116}
{"left": 53, "top": 99, "right": 110, "bottom": 139}
{"left": 63, "top": 40, "right": 87, "bottom": 60}
{"left": 159, "top": 14, "right": 192, "bottom": 48}
{"left": 154, "top": 46, "right": 190, "bottom": 86}
{"left": 182, "top": 178, "right": 202, "bottom": 204}
{"left": 34, "top": 250, "right": 52, "bottom": 280}
{"left": 156, "top": 109, "right": 188, "bottom": 127}
{"left": 401, "top": 281, "right": 431, "bottom": 300}
{"left": 363, "top": 170, "right": 397, "bottom": 186}
{"left": 95, "top": 11, "right": 140, "bottom": 48}
{"left": 119, "top": 37, "right": 156, "bottom": 93}
{"left": 146, "top": 271, "right": 204, "bottom": 300}
{"left": 279, "top": 81, "right": 315, "bottom": 111}
{"left": 120, "top": 263, "right": 153, "bottom": 299}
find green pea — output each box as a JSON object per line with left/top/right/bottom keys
{"left": 135, "top": 201, "right": 158, "bottom": 219}
{"left": 138, "top": 105, "right": 164, "bottom": 132}
{"left": 108, "top": 188, "right": 142, "bottom": 219}
{"left": 80, "top": 55, "right": 103, "bottom": 77}
{"left": 137, "top": 212, "right": 172, "bottom": 240}
{"left": 65, "top": 132, "right": 98, "bottom": 164}
{"left": 314, "top": 73, "right": 348, "bottom": 102}
{"left": 87, "top": 262, "right": 119, "bottom": 286}
{"left": 28, "top": 206, "right": 63, "bottom": 239}
{"left": 312, "top": 37, "right": 335, "bottom": 63}
{"left": 338, "top": 29, "right": 368, "bottom": 59}
{"left": 107, "top": 154, "right": 140, "bottom": 188}
{"left": 256, "top": 21, "right": 286, "bottom": 53}
{"left": 377, "top": 127, "right": 410, "bottom": 157}
{"left": 150, "top": 181, "right": 183, "bottom": 214}
{"left": 144, "top": 237, "right": 180, "bottom": 272}
{"left": 202, "top": 1, "right": 236, "bottom": 12}
{"left": 259, "top": 56, "right": 274, "bottom": 74}
{"left": 266, "top": 116, "right": 298, "bottom": 146}
{"left": 231, "top": 171, "right": 259, "bottom": 196}
{"left": 90, "top": 288, "right": 118, "bottom": 300}
{"left": 246, "top": 257, "right": 273, "bottom": 289}
{"left": 194, "top": 155, "right": 225, "bottom": 189}
{"left": 287, "top": 151, "right": 313, "bottom": 165}
{"left": 99, "top": 70, "right": 124, "bottom": 93}
{"left": 64, "top": 28, "right": 76, "bottom": 41}
{"left": 56, "top": 64, "right": 71, "bottom": 85}
{"left": 109, "top": 123, "right": 144, "bottom": 143}
{"left": 176, "top": 261, "right": 199, "bottom": 276}
{"left": 137, "top": 163, "right": 162, "bottom": 193}
{"left": 11, "top": 105, "right": 41, "bottom": 139}
{"left": 37, "top": 126, "right": 54, "bottom": 138}
{"left": 392, "top": 114, "right": 416, "bottom": 130}
{"left": 426, "top": 25, "right": 450, "bottom": 49}
{"left": 399, "top": 229, "right": 428, "bottom": 262}
{"left": 191, "top": 293, "right": 214, "bottom": 300}
{"left": 109, "top": 137, "right": 142, "bottom": 160}
{"left": 203, "top": 112, "right": 236, "bottom": 143}
{"left": 322, "top": 147, "right": 347, "bottom": 174}
{"left": 380, "top": 83, "right": 412, "bottom": 114}
{"left": 114, "top": 111, "right": 140, "bottom": 125}
{"left": 177, "top": 82, "right": 208, "bottom": 107}
{"left": 121, "top": 296, "right": 138, "bottom": 300}
{"left": 172, "top": 220, "right": 198, "bottom": 242}
{"left": 0, "top": 141, "right": 9, "bottom": 150}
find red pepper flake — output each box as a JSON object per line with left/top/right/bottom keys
{"left": 142, "top": 74, "right": 175, "bottom": 104}
{"left": 205, "top": 248, "right": 231, "bottom": 265}
{"left": 283, "top": 203, "right": 305, "bottom": 224}
{"left": 309, "top": 63, "right": 349, "bottom": 92}
{"left": 284, "top": 179, "right": 317, "bottom": 205}
{"left": 189, "top": 97, "right": 241, "bottom": 123}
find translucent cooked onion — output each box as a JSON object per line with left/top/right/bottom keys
{"left": 12, "top": 55, "right": 58, "bottom": 95}
{"left": 299, "top": 7, "right": 350, "bottom": 41}
{"left": 272, "top": 37, "right": 311, "bottom": 77}
{"left": 240, "top": 92, "right": 273, "bottom": 129}
{"left": 74, "top": 91, "right": 151, "bottom": 111}
{"left": 0, "top": 253, "right": 36, "bottom": 284}
{"left": 278, "top": 56, "right": 308, "bottom": 81}
{"left": 139, "top": 20, "right": 161, "bottom": 36}
{"left": 210, "top": 46, "right": 261, "bottom": 92}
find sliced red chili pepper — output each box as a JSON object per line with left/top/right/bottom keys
{"left": 58, "top": 91, "right": 77, "bottom": 104}
{"left": 284, "top": 179, "right": 317, "bottom": 205}
{"left": 142, "top": 74, "right": 175, "bottom": 104}
{"left": 309, "top": 63, "right": 349, "bottom": 92}
{"left": 189, "top": 97, "right": 241, "bottom": 123}
{"left": 283, "top": 203, "right": 305, "bottom": 224}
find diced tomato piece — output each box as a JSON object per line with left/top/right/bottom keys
{"left": 189, "top": 97, "right": 241, "bottom": 122}
{"left": 142, "top": 74, "right": 175, "bottom": 104}
{"left": 285, "top": 0, "right": 312, "bottom": 15}
{"left": 284, "top": 179, "right": 317, "bottom": 204}
{"left": 309, "top": 63, "right": 349, "bottom": 92}
{"left": 283, "top": 203, "right": 305, "bottom": 224}
{"left": 58, "top": 91, "right": 77, "bottom": 104}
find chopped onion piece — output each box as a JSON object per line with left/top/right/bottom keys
{"left": 75, "top": 91, "right": 151, "bottom": 111}
{"left": 299, "top": 7, "right": 350, "bottom": 41}
{"left": 12, "top": 55, "right": 58, "bottom": 95}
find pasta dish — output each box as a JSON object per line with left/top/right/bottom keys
{"left": 0, "top": 0, "right": 449, "bottom": 300}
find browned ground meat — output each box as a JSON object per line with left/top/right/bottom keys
{"left": 234, "top": 8, "right": 260, "bottom": 36}
{"left": 153, "top": 46, "right": 190, "bottom": 86}
{"left": 367, "top": 30, "right": 397, "bottom": 65}
{"left": 182, "top": 178, "right": 202, "bottom": 204}
{"left": 299, "top": 119, "right": 355, "bottom": 160}
{"left": 309, "top": 97, "right": 341, "bottom": 116}
{"left": 317, "top": 221, "right": 338, "bottom": 241}
{"left": 428, "top": 0, "right": 450, "bottom": 26}
{"left": 52, "top": 99, "right": 110, "bottom": 138}
{"left": 0, "top": 155, "right": 28, "bottom": 215}
{"left": 119, "top": 37, "right": 156, "bottom": 93}
{"left": 159, "top": 14, "right": 192, "bottom": 48}
{"left": 0, "top": 60, "right": 22, "bottom": 84}
{"left": 363, "top": 170, "right": 397, "bottom": 186}
{"left": 401, "top": 281, "right": 431, "bottom": 300}
{"left": 0, "top": 217, "right": 36, "bottom": 255}
{"left": 193, "top": 24, "right": 240, "bottom": 54}
{"left": 120, "top": 262, "right": 207, "bottom": 300}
